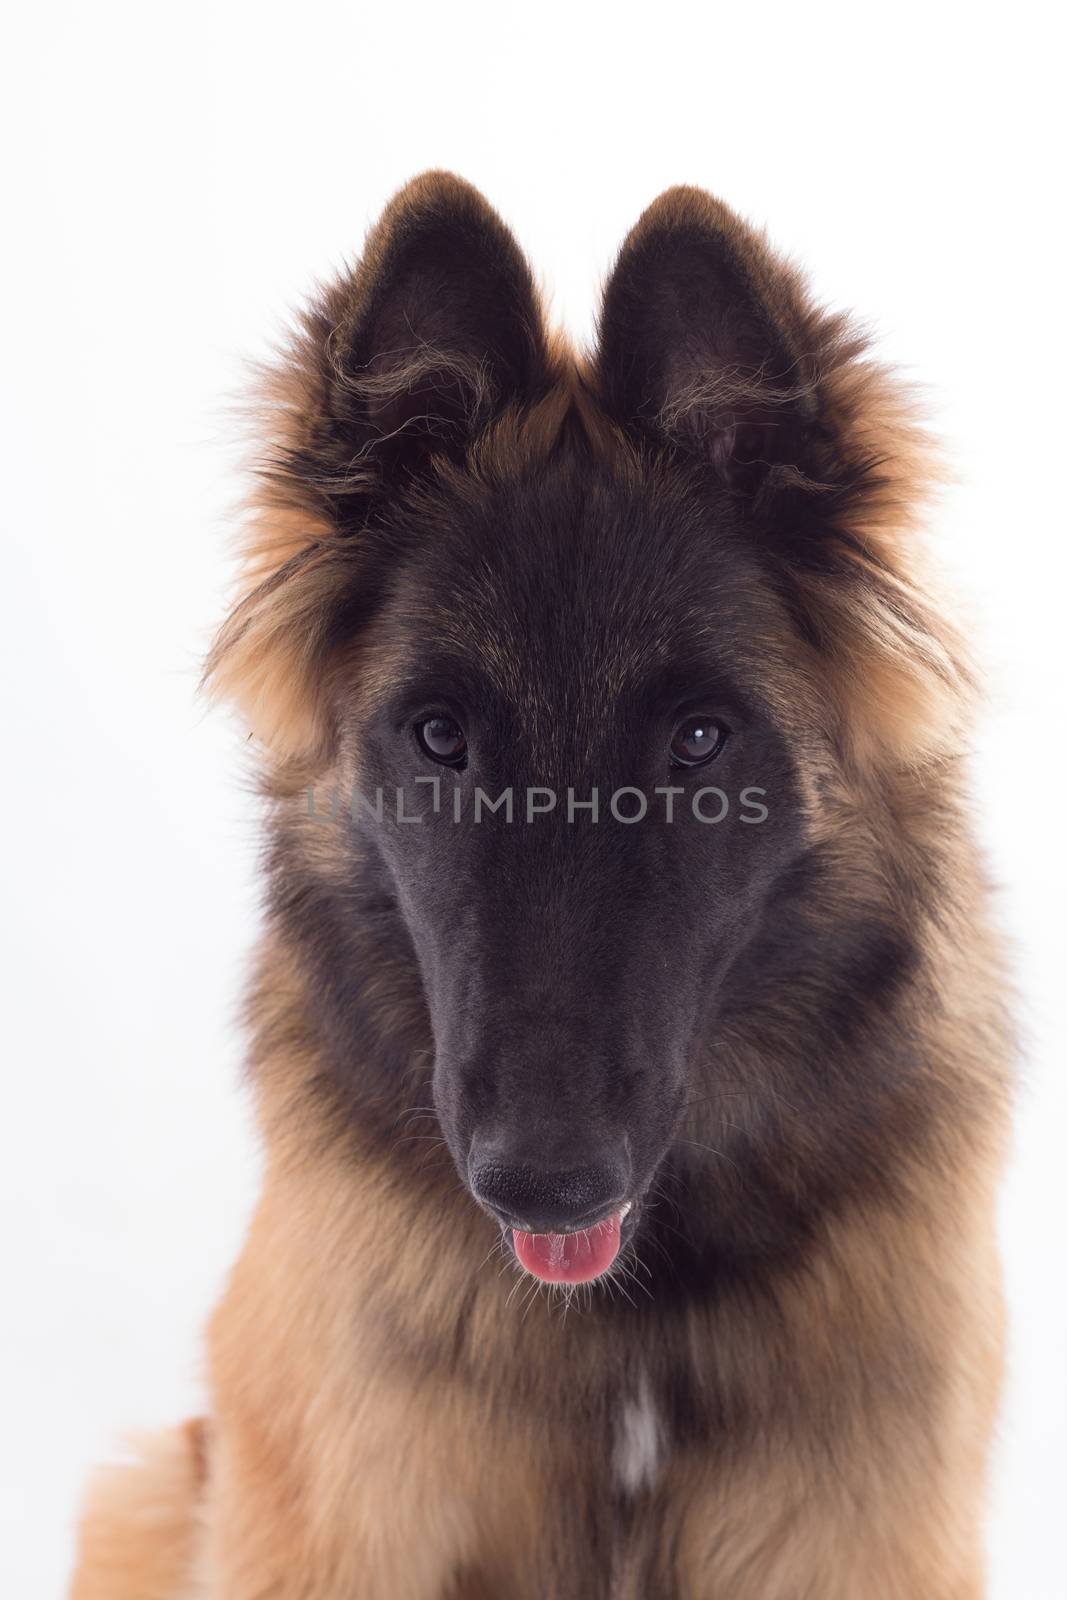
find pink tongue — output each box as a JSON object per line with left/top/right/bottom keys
{"left": 512, "top": 1213, "right": 622, "bottom": 1283}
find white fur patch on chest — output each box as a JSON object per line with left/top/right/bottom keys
{"left": 613, "top": 1370, "right": 666, "bottom": 1496}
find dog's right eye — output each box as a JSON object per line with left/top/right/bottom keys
{"left": 669, "top": 716, "right": 728, "bottom": 769}
{"left": 416, "top": 716, "right": 468, "bottom": 767}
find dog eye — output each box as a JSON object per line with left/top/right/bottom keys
{"left": 669, "top": 717, "right": 728, "bottom": 768}
{"left": 416, "top": 716, "right": 468, "bottom": 767}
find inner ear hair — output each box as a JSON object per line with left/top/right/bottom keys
{"left": 332, "top": 334, "right": 502, "bottom": 472}
{"left": 657, "top": 360, "right": 818, "bottom": 491}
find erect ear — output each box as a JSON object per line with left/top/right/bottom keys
{"left": 206, "top": 174, "right": 551, "bottom": 763}
{"left": 596, "top": 190, "right": 972, "bottom": 770}
{"left": 595, "top": 187, "right": 822, "bottom": 495}
{"left": 297, "top": 170, "right": 551, "bottom": 498}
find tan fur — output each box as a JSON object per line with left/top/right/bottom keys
{"left": 70, "top": 1422, "right": 207, "bottom": 1600}
{"left": 72, "top": 944, "right": 1008, "bottom": 1598}
{"left": 75, "top": 1002, "right": 1004, "bottom": 1596}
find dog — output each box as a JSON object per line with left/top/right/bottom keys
{"left": 71, "top": 172, "right": 1012, "bottom": 1599}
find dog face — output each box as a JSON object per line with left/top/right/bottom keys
{"left": 350, "top": 453, "right": 809, "bottom": 1279}
{"left": 210, "top": 175, "right": 964, "bottom": 1286}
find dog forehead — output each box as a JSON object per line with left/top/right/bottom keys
{"left": 459, "top": 571, "right": 671, "bottom": 706}
{"left": 407, "top": 465, "right": 750, "bottom": 709}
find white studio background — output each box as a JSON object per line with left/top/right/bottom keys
{"left": 2, "top": 6, "right": 1063, "bottom": 1595}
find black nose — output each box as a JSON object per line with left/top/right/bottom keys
{"left": 468, "top": 1135, "right": 630, "bottom": 1233}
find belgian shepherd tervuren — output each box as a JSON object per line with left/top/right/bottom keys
{"left": 71, "top": 173, "right": 1013, "bottom": 1599}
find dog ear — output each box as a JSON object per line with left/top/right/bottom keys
{"left": 596, "top": 190, "right": 971, "bottom": 769}
{"left": 595, "top": 187, "right": 822, "bottom": 496}
{"left": 295, "top": 170, "right": 550, "bottom": 498}
{"left": 206, "top": 174, "right": 550, "bottom": 761}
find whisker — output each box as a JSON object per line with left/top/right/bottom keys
{"left": 676, "top": 1137, "right": 741, "bottom": 1172}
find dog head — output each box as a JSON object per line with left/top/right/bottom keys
{"left": 209, "top": 175, "right": 969, "bottom": 1286}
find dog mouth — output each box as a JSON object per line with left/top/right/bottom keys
{"left": 508, "top": 1200, "right": 634, "bottom": 1284}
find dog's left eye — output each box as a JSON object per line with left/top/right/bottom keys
{"left": 416, "top": 716, "right": 468, "bottom": 767}
{"left": 669, "top": 717, "right": 728, "bottom": 768}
